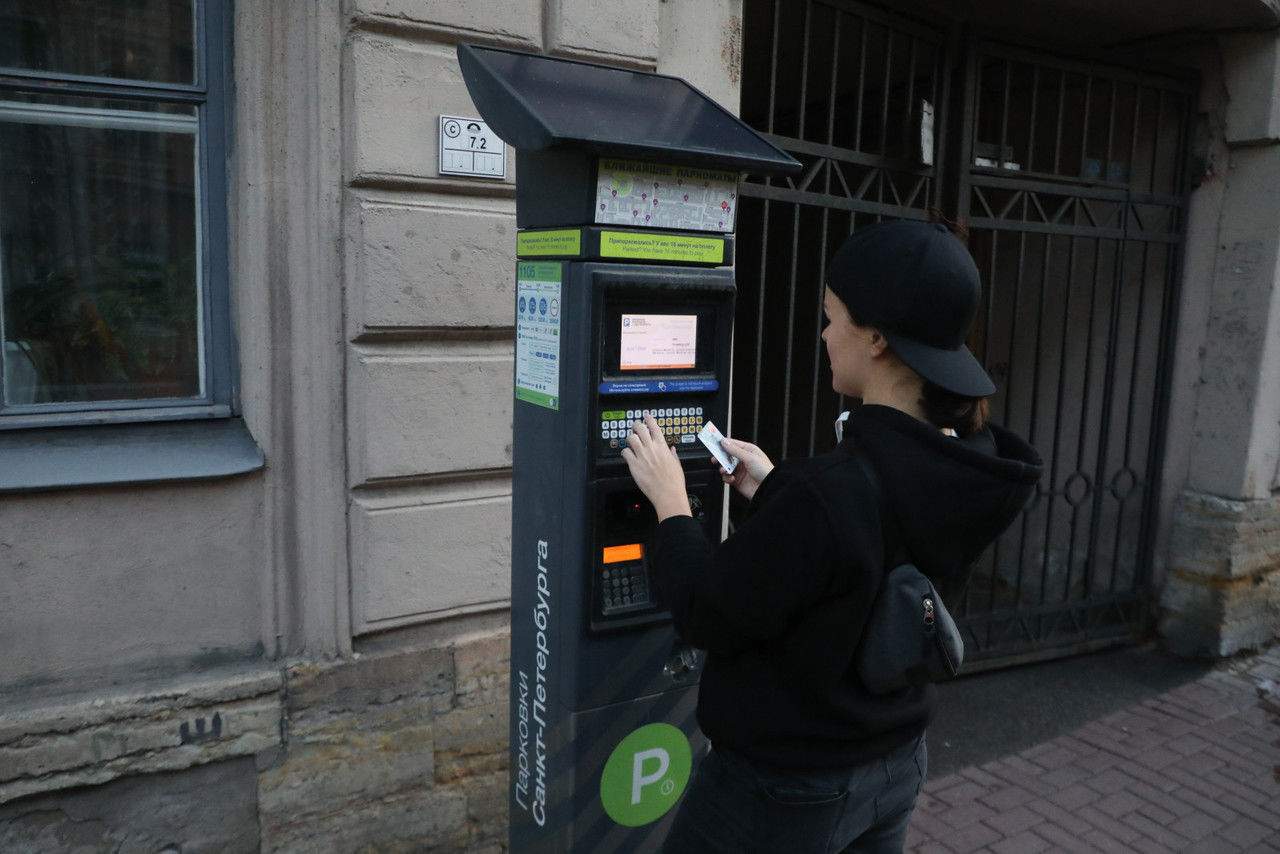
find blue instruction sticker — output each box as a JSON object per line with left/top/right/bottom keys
{"left": 599, "top": 379, "right": 719, "bottom": 395}
{"left": 516, "top": 263, "right": 562, "bottom": 410}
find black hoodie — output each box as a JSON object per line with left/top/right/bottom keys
{"left": 651, "top": 404, "right": 1043, "bottom": 770}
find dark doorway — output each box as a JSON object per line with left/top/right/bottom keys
{"left": 736, "top": 0, "right": 1193, "bottom": 666}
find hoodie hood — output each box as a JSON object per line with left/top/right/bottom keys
{"left": 843, "top": 404, "right": 1043, "bottom": 596}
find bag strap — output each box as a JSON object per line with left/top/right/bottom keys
{"left": 850, "top": 446, "right": 910, "bottom": 569}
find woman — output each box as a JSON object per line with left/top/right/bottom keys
{"left": 621, "top": 220, "right": 1043, "bottom": 853}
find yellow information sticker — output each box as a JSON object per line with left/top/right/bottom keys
{"left": 517, "top": 229, "right": 582, "bottom": 256}
{"left": 599, "top": 231, "right": 725, "bottom": 264}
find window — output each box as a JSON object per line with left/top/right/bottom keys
{"left": 0, "top": 0, "right": 233, "bottom": 427}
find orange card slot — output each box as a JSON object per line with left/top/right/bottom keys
{"left": 602, "top": 543, "right": 643, "bottom": 563}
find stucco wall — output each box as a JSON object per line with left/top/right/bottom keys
{"left": 341, "top": 0, "right": 745, "bottom": 639}
{"left": 0, "top": 479, "right": 267, "bottom": 690}
{"left": 1155, "top": 32, "right": 1280, "bottom": 654}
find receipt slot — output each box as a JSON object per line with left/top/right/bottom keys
{"left": 459, "top": 44, "right": 799, "bottom": 852}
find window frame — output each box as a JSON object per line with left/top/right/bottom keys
{"left": 0, "top": 0, "right": 236, "bottom": 429}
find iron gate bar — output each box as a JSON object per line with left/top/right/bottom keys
{"left": 878, "top": 22, "right": 892, "bottom": 175}
{"left": 966, "top": 181, "right": 1188, "bottom": 214}
{"left": 1112, "top": 237, "right": 1153, "bottom": 594}
{"left": 813, "top": 0, "right": 943, "bottom": 41}
{"left": 1078, "top": 76, "right": 1093, "bottom": 179}
{"left": 782, "top": 199, "right": 800, "bottom": 454}
{"left": 955, "top": 33, "right": 980, "bottom": 618}
{"left": 969, "top": 173, "right": 1188, "bottom": 205}
{"left": 1086, "top": 212, "right": 1131, "bottom": 605}
{"left": 968, "top": 214, "right": 1122, "bottom": 241}
{"left": 1006, "top": 225, "right": 1031, "bottom": 614}
{"left": 931, "top": 23, "right": 954, "bottom": 210}
{"left": 998, "top": 58, "right": 1012, "bottom": 175}
{"left": 962, "top": 592, "right": 1145, "bottom": 627}
{"left": 855, "top": 16, "right": 867, "bottom": 151}
{"left": 829, "top": 161, "right": 854, "bottom": 199}
{"left": 779, "top": 0, "right": 815, "bottom": 455}
{"left": 826, "top": 12, "right": 843, "bottom": 145}
{"left": 1032, "top": 193, "right": 1057, "bottom": 226}
{"left": 1026, "top": 64, "right": 1040, "bottom": 174}
{"left": 1133, "top": 101, "right": 1194, "bottom": 619}
{"left": 1129, "top": 84, "right": 1145, "bottom": 194}
{"left": 1052, "top": 66, "right": 1066, "bottom": 175}
{"left": 971, "top": 47, "right": 984, "bottom": 179}
{"left": 791, "top": 158, "right": 825, "bottom": 193}
{"left": 903, "top": 36, "right": 918, "bottom": 157}
{"left": 982, "top": 229, "right": 1002, "bottom": 623}
{"left": 1060, "top": 253, "right": 1095, "bottom": 613}
{"left": 967, "top": 216, "right": 1180, "bottom": 244}
{"left": 747, "top": 140, "right": 934, "bottom": 182}
{"left": 1029, "top": 234, "right": 1052, "bottom": 620}
{"left": 1077, "top": 234, "right": 1106, "bottom": 603}
{"left": 748, "top": 0, "right": 783, "bottom": 443}
{"left": 751, "top": 196, "right": 772, "bottom": 442}
{"left": 1040, "top": 232, "right": 1078, "bottom": 629}
{"left": 1105, "top": 78, "right": 1118, "bottom": 179}
{"left": 741, "top": 182, "right": 933, "bottom": 220}
{"left": 852, "top": 167, "right": 880, "bottom": 202}
{"left": 978, "top": 41, "right": 1196, "bottom": 95}
{"left": 809, "top": 3, "right": 845, "bottom": 456}
{"left": 1006, "top": 190, "right": 1031, "bottom": 222}
{"left": 1151, "top": 89, "right": 1166, "bottom": 195}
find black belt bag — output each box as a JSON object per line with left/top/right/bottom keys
{"left": 851, "top": 448, "right": 965, "bottom": 694}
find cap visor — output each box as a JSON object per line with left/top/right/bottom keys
{"left": 881, "top": 332, "right": 997, "bottom": 398}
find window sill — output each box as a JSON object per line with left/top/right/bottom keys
{"left": 0, "top": 417, "right": 264, "bottom": 493}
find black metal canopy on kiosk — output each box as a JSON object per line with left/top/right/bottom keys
{"left": 459, "top": 45, "right": 798, "bottom": 853}
{"left": 458, "top": 44, "right": 800, "bottom": 229}
{"left": 457, "top": 43, "right": 800, "bottom": 172}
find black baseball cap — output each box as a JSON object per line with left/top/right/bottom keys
{"left": 826, "top": 220, "right": 996, "bottom": 398}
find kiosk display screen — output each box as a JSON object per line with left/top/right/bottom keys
{"left": 619, "top": 314, "right": 697, "bottom": 371}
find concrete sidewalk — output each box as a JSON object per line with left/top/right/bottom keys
{"left": 907, "top": 646, "right": 1280, "bottom": 853}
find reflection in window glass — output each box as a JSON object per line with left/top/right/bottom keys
{"left": 0, "top": 99, "right": 202, "bottom": 406}
{"left": 0, "top": 1, "right": 195, "bottom": 84}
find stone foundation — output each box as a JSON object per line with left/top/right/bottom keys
{"left": 1159, "top": 490, "right": 1280, "bottom": 657}
{"left": 0, "top": 628, "right": 511, "bottom": 853}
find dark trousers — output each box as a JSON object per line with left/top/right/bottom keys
{"left": 662, "top": 734, "right": 927, "bottom": 854}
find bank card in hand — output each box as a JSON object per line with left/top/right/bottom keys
{"left": 698, "top": 421, "right": 738, "bottom": 474}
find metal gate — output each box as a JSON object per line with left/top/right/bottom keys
{"left": 735, "top": 0, "right": 1193, "bottom": 666}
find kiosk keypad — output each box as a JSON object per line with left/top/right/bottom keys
{"left": 600, "top": 406, "right": 704, "bottom": 452}
{"left": 600, "top": 563, "right": 651, "bottom": 614}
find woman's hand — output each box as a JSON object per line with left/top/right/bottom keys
{"left": 716, "top": 438, "right": 774, "bottom": 501}
{"left": 620, "top": 413, "right": 691, "bottom": 521}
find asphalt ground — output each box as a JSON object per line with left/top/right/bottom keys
{"left": 927, "top": 642, "right": 1213, "bottom": 777}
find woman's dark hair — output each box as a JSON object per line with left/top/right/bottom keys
{"left": 917, "top": 209, "right": 988, "bottom": 435}
{"left": 920, "top": 381, "right": 989, "bottom": 437}
{"left": 844, "top": 290, "right": 991, "bottom": 437}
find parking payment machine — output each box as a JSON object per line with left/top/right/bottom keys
{"left": 458, "top": 45, "right": 800, "bottom": 853}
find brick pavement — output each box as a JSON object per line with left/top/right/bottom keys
{"left": 908, "top": 646, "right": 1280, "bottom": 853}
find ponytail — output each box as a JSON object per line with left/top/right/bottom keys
{"left": 920, "top": 381, "right": 989, "bottom": 437}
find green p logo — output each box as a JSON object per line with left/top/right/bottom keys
{"left": 599, "top": 723, "right": 692, "bottom": 826}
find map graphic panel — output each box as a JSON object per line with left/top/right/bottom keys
{"left": 595, "top": 159, "right": 738, "bottom": 233}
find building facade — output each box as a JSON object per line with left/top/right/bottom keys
{"left": 0, "top": 0, "right": 1277, "bottom": 851}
